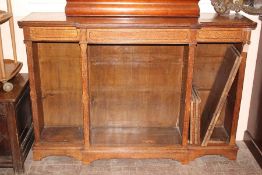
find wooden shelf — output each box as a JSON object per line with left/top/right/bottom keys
{"left": 40, "top": 127, "right": 83, "bottom": 145}
{"left": 0, "top": 10, "right": 11, "bottom": 24}
{"left": 91, "top": 127, "right": 181, "bottom": 147}
{"left": 0, "top": 59, "right": 22, "bottom": 81}
{"left": 18, "top": 12, "right": 256, "bottom": 164}
{"left": 209, "top": 126, "right": 229, "bottom": 145}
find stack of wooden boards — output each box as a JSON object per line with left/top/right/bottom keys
{"left": 190, "top": 86, "right": 201, "bottom": 145}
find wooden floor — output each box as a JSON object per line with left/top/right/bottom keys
{"left": 0, "top": 141, "right": 261, "bottom": 175}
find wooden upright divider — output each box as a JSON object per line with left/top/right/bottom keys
{"left": 18, "top": 11, "right": 256, "bottom": 164}
{"left": 80, "top": 29, "right": 90, "bottom": 148}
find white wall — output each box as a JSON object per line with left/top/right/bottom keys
{"left": 2, "top": 0, "right": 261, "bottom": 140}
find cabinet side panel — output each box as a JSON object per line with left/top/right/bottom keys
{"left": 0, "top": 113, "right": 11, "bottom": 156}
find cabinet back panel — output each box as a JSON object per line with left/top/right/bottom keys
{"left": 90, "top": 45, "right": 186, "bottom": 128}
{"left": 198, "top": 90, "right": 227, "bottom": 126}
{"left": 37, "top": 43, "right": 82, "bottom": 126}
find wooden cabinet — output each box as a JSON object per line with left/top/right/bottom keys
{"left": 0, "top": 74, "right": 33, "bottom": 174}
{"left": 18, "top": 13, "right": 256, "bottom": 164}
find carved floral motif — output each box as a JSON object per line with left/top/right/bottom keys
{"left": 211, "top": 0, "right": 262, "bottom": 15}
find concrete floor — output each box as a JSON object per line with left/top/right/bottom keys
{"left": 0, "top": 142, "right": 261, "bottom": 175}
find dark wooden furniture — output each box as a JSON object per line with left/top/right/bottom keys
{"left": 0, "top": 73, "right": 33, "bottom": 174}
{"left": 65, "top": 0, "right": 200, "bottom": 17}
{"left": 18, "top": 13, "right": 256, "bottom": 164}
{"left": 244, "top": 15, "right": 262, "bottom": 168}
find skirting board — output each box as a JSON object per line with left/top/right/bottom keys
{"left": 244, "top": 131, "right": 262, "bottom": 168}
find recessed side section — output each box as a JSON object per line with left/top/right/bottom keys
{"left": 89, "top": 44, "right": 188, "bottom": 147}
{"left": 193, "top": 44, "right": 240, "bottom": 145}
{"left": 36, "top": 43, "right": 83, "bottom": 145}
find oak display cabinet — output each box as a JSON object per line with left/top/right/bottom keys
{"left": 18, "top": 13, "right": 256, "bottom": 164}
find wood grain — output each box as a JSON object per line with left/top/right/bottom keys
{"left": 18, "top": 12, "right": 256, "bottom": 164}
{"left": 87, "top": 29, "right": 192, "bottom": 44}
{"left": 37, "top": 43, "right": 82, "bottom": 127}
{"left": 90, "top": 45, "right": 185, "bottom": 128}
{"left": 201, "top": 46, "right": 242, "bottom": 146}
{"left": 65, "top": 0, "right": 200, "bottom": 17}
{"left": 91, "top": 127, "right": 181, "bottom": 147}
{"left": 197, "top": 29, "right": 244, "bottom": 42}
{"left": 29, "top": 27, "right": 79, "bottom": 41}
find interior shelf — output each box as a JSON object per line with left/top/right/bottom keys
{"left": 0, "top": 10, "right": 11, "bottom": 24}
{"left": 40, "top": 127, "right": 83, "bottom": 145}
{"left": 209, "top": 126, "right": 229, "bottom": 144}
{"left": 0, "top": 59, "right": 23, "bottom": 81}
{"left": 90, "top": 127, "right": 181, "bottom": 147}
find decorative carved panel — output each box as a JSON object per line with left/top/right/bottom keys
{"left": 211, "top": 0, "right": 262, "bottom": 15}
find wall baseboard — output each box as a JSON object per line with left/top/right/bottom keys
{"left": 244, "top": 131, "right": 262, "bottom": 168}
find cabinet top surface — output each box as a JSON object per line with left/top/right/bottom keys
{"left": 18, "top": 12, "right": 257, "bottom": 29}
{"left": 0, "top": 74, "right": 28, "bottom": 103}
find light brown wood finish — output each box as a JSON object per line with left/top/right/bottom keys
{"left": 0, "top": 59, "right": 22, "bottom": 81}
{"left": 182, "top": 44, "right": 196, "bottom": 146}
{"left": 18, "top": 13, "right": 256, "bottom": 164}
{"left": 18, "top": 13, "right": 256, "bottom": 29}
{"left": 190, "top": 86, "right": 201, "bottom": 145}
{"left": 230, "top": 43, "right": 250, "bottom": 145}
{"left": 80, "top": 29, "right": 90, "bottom": 148}
{"left": 86, "top": 29, "right": 193, "bottom": 44}
{"left": 90, "top": 45, "right": 184, "bottom": 128}
{"left": 91, "top": 127, "right": 182, "bottom": 147}
{"left": 0, "top": 10, "right": 12, "bottom": 24}
{"left": 0, "top": 29, "right": 6, "bottom": 78}
{"left": 201, "top": 46, "right": 242, "bottom": 146}
{"left": 65, "top": 0, "right": 200, "bottom": 17}
{"left": 28, "top": 27, "right": 79, "bottom": 41}
{"left": 0, "top": 0, "right": 22, "bottom": 88}
{"left": 24, "top": 41, "right": 44, "bottom": 144}
{"left": 37, "top": 43, "right": 82, "bottom": 126}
